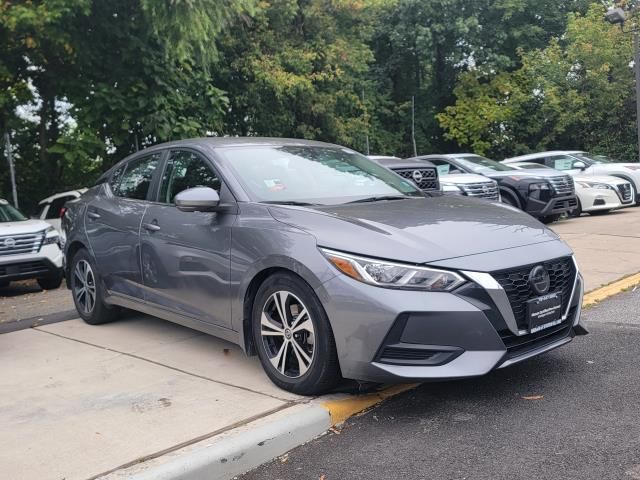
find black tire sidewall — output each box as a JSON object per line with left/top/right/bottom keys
{"left": 69, "top": 249, "right": 115, "bottom": 325}
{"left": 252, "top": 273, "right": 340, "bottom": 395}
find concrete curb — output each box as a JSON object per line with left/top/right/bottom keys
{"left": 98, "top": 385, "right": 419, "bottom": 480}
{"left": 0, "top": 309, "right": 76, "bottom": 334}
{"left": 583, "top": 272, "right": 640, "bottom": 307}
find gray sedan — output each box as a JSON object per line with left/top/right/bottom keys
{"left": 63, "top": 138, "right": 587, "bottom": 395}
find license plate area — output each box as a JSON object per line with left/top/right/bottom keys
{"left": 527, "top": 292, "right": 563, "bottom": 333}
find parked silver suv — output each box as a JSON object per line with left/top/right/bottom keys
{"left": 64, "top": 138, "right": 587, "bottom": 395}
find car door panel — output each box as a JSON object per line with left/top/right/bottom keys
{"left": 140, "top": 149, "right": 234, "bottom": 328}
{"left": 85, "top": 152, "right": 161, "bottom": 300}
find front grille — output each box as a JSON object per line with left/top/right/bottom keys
{"left": 617, "top": 183, "right": 633, "bottom": 203}
{"left": 393, "top": 168, "right": 440, "bottom": 191}
{"left": 0, "top": 260, "right": 50, "bottom": 277}
{"left": 0, "top": 232, "right": 45, "bottom": 256}
{"left": 548, "top": 175, "right": 575, "bottom": 196}
{"left": 492, "top": 257, "right": 576, "bottom": 331}
{"left": 500, "top": 307, "right": 576, "bottom": 360}
{"left": 460, "top": 181, "right": 499, "bottom": 201}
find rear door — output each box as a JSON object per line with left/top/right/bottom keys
{"left": 140, "top": 149, "right": 235, "bottom": 328}
{"left": 85, "top": 152, "right": 162, "bottom": 300}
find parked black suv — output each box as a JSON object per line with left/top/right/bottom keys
{"left": 367, "top": 156, "right": 441, "bottom": 194}
{"left": 417, "top": 154, "right": 577, "bottom": 222}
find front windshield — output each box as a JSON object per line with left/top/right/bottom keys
{"left": 454, "top": 155, "right": 514, "bottom": 173}
{"left": 218, "top": 145, "right": 423, "bottom": 205}
{"left": 571, "top": 153, "right": 600, "bottom": 165}
{"left": 0, "top": 202, "right": 27, "bottom": 222}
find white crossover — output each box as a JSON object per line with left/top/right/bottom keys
{"left": 0, "top": 199, "right": 64, "bottom": 289}
{"left": 439, "top": 173, "right": 500, "bottom": 201}
{"left": 507, "top": 162, "right": 633, "bottom": 215}
{"left": 503, "top": 151, "right": 640, "bottom": 205}
{"left": 35, "top": 188, "right": 87, "bottom": 233}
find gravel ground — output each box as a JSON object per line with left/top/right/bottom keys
{"left": 0, "top": 280, "right": 74, "bottom": 324}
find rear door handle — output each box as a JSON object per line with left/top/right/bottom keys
{"left": 143, "top": 223, "right": 161, "bottom": 232}
{"left": 87, "top": 211, "right": 101, "bottom": 220}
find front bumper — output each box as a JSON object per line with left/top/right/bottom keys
{"left": 0, "top": 245, "right": 63, "bottom": 282}
{"left": 316, "top": 257, "right": 585, "bottom": 383}
{"left": 579, "top": 188, "right": 622, "bottom": 212}
{"left": 525, "top": 194, "right": 578, "bottom": 218}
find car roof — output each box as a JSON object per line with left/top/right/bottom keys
{"left": 374, "top": 157, "right": 436, "bottom": 168}
{"left": 504, "top": 151, "right": 585, "bottom": 162}
{"left": 39, "top": 188, "right": 89, "bottom": 205}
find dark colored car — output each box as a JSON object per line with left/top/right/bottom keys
{"left": 374, "top": 156, "right": 500, "bottom": 201}
{"left": 418, "top": 154, "right": 578, "bottom": 223}
{"left": 63, "top": 138, "right": 586, "bottom": 395}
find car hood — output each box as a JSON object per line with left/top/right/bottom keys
{"left": 482, "top": 168, "right": 566, "bottom": 180}
{"left": 440, "top": 173, "right": 495, "bottom": 185}
{"left": 574, "top": 174, "right": 628, "bottom": 185}
{"left": 0, "top": 219, "right": 50, "bottom": 235}
{"left": 269, "top": 196, "right": 560, "bottom": 264}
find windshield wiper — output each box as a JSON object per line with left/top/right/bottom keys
{"left": 345, "top": 195, "right": 410, "bottom": 204}
{"left": 261, "top": 200, "right": 319, "bottom": 206}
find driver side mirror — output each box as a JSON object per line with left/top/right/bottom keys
{"left": 573, "top": 161, "right": 586, "bottom": 171}
{"left": 175, "top": 187, "right": 220, "bottom": 212}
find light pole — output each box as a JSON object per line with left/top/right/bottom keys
{"left": 605, "top": 4, "right": 640, "bottom": 161}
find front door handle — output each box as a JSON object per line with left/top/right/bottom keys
{"left": 87, "top": 211, "right": 101, "bottom": 220}
{"left": 143, "top": 222, "right": 161, "bottom": 232}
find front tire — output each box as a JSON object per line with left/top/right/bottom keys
{"left": 541, "top": 214, "right": 561, "bottom": 224}
{"left": 37, "top": 272, "right": 63, "bottom": 290}
{"left": 252, "top": 272, "right": 341, "bottom": 395}
{"left": 70, "top": 249, "right": 118, "bottom": 325}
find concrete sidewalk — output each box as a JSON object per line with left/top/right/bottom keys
{"left": 551, "top": 208, "right": 640, "bottom": 292}
{"left": 2, "top": 207, "right": 640, "bottom": 480}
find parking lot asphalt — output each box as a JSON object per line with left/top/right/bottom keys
{"left": 239, "top": 289, "right": 640, "bottom": 480}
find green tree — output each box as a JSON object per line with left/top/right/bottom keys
{"left": 438, "top": 4, "right": 635, "bottom": 160}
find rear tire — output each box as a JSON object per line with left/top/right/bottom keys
{"left": 541, "top": 214, "right": 561, "bottom": 224}
{"left": 569, "top": 200, "right": 582, "bottom": 218}
{"left": 37, "top": 273, "right": 63, "bottom": 290}
{"left": 70, "top": 249, "right": 118, "bottom": 325}
{"left": 252, "top": 272, "right": 341, "bottom": 395}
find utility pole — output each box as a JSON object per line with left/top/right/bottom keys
{"left": 362, "top": 89, "right": 370, "bottom": 155}
{"left": 4, "top": 132, "right": 18, "bottom": 208}
{"left": 605, "top": 4, "right": 640, "bottom": 160}
{"left": 634, "top": 33, "right": 640, "bottom": 161}
{"left": 411, "top": 96, "right": 418, "bottom": 157}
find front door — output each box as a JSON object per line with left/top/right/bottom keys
{"left": 140, "top": 149, "right": 234, "bottom": 328}
{"left": 85, "top": 152, "right": 161, "bottom": 300}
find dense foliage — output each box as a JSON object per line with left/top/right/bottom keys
{"left": 0, "top": 0, "right": 635, "bottom": 209}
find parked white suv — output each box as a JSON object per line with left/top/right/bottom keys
{"left": 35, "top": 188, "right": 87, "bottom": 233}
{"left": 508, "top": 162, "right": 633, "bottom": 215}
{"left": 503, "top": 151, "right": 640, "bottom": 205}
{"left": 0, "top": 199, "right": 64, "bottom": 289}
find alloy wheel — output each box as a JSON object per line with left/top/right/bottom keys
{"left": 260, "top": 290, "right": 316, "bottom": 378}
{"left": 73, "top": 259, "right": 97, "bottom": 314}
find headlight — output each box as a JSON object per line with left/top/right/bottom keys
{"left": 320, "top": 248, "right": 466, "bottom": 291}
{"left": 441, "top": 184, "right": 464, "bottom": 195}
{"left": 528, "top": 182, "right": 551, "bottom": 193}
{"left": 42, "top": 227, "right": 60, "bottom": 246}
{"left": 576, "top": 181, "right": 611, "bottom": 190}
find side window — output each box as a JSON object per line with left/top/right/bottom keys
{"left": 45, "top": 196, "right": 74, "bottom": 219}
{"left": 430, "top": 160, "right": 451, "bottom": 176}
{"left": 159, "top": 150, "right": 221, "bottom": 204}
{"left": 113, "top": 153, "right": 161, "bottom": 200}
{"left": 550, "top": 156, "right": 577, "bottom": 171}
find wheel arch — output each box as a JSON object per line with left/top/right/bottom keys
{"left": 241, "top": 265, "right": 332, "bottom": 356}
{"left": 499, "top": 186, "right": 522, "bottom": 209}
{"left": 64, "top": 240, "right": 89, "bottom": 288}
